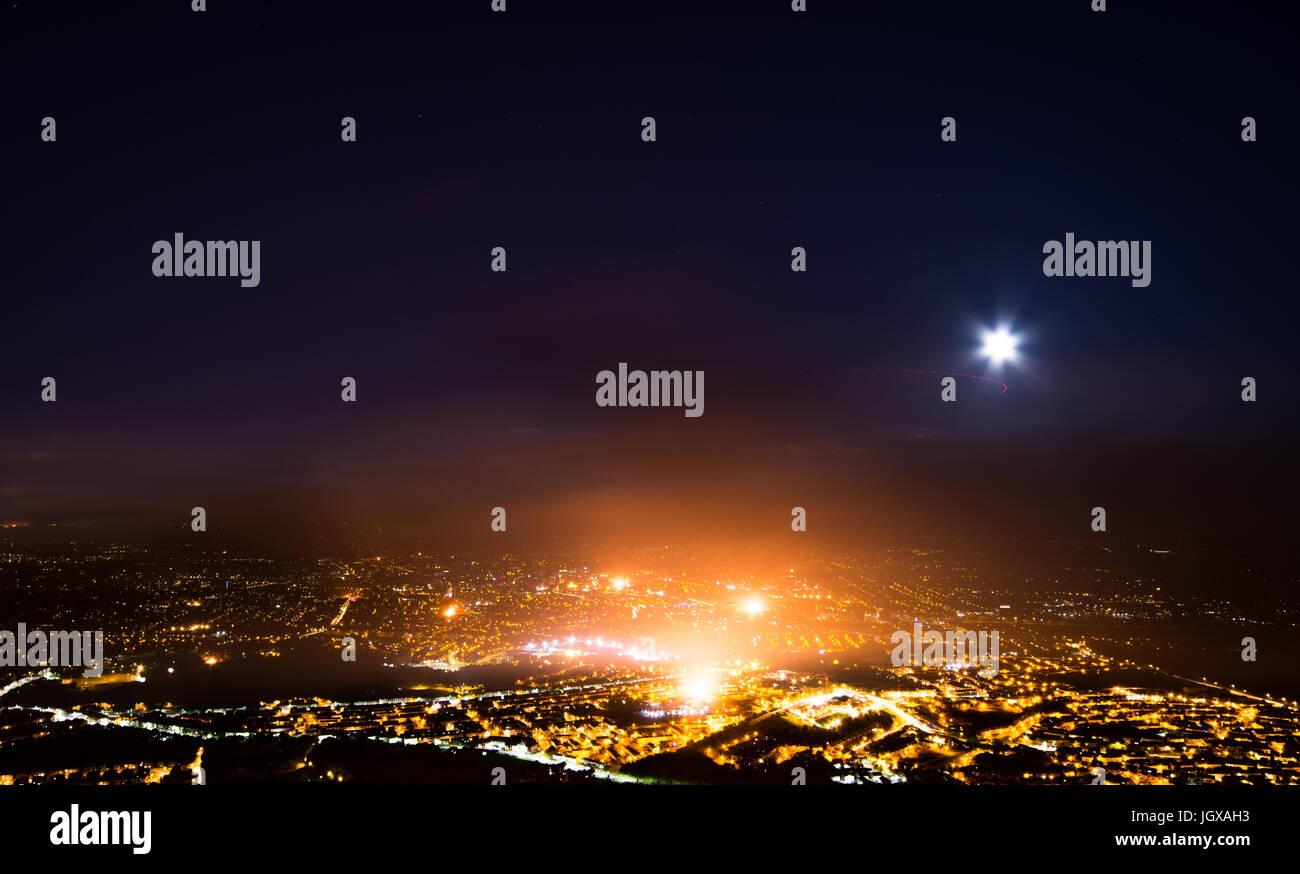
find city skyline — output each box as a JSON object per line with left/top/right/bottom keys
{"left": 0, "top": 2, "right": 1293, "bottom": 858}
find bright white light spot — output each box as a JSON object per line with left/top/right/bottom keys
{"left": 680, "top": 672, "right": 718, "bottom": 703}
{"left": 979, "top": 327, "right": 1019, "bottom": 364}
{"left": 740, "top": 595, "right": 766, "bottom": 616}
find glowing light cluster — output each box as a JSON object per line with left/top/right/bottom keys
{"left": 680, "top": 672, "right": 719, "bottom": 704}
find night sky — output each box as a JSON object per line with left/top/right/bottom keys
{"left": 2, "top": 0, "right": 1296, "bottom": 556}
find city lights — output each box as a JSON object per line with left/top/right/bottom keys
{"left": 680, "top": 672, "right": 719, "bottom": 704}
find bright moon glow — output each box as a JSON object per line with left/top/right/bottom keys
{"left": 979, "top": 326, "right": 1020, "bottom": 365}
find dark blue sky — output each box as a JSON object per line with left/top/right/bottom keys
{"left": 2, "top": 0, "right": 1296, "bottom": 552}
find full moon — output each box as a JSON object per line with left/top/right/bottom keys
{"left": 979, "top": 326, "right": 1020, "bottom": 365}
